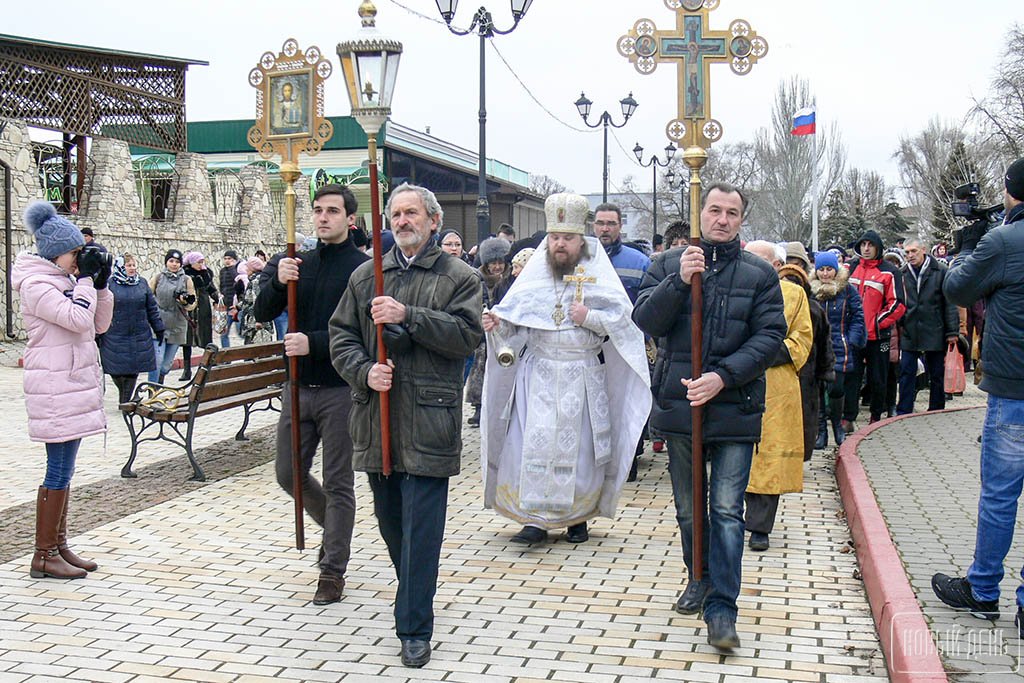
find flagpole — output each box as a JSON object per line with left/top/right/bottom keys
{"left": 812, "top": 122, "right": 819, "bottom": 252}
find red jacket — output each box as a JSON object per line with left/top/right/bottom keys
{"left": 849, "top": 258, "right": 905, "bottom": 341}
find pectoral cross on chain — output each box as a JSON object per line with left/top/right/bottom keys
{"left": 563, "top": 266, "right": 596, "bottom": 303}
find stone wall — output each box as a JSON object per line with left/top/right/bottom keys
{"left": 0, "top": 120, "right": 291, "bottom": 339}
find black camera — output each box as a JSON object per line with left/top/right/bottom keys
{"left": 75, "top": 244, "right": 113, "bottom": 274}
{"left": 951, "top": 182, "right": 1003, "bottom": 222}
{"left": 175, "top": 290, "right": 197, "bottom": 306}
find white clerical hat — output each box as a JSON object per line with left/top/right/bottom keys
{"left": 544, "top": 193, "right": 589, "bottom": 235}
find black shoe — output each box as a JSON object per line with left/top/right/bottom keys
{"left": 673, "top": 579, "right": 710, "bottom": 615}
{"left": 467, "top": 406, "right": 480, "bottom": 427}
{"left": 312, "top": 574, "right": 345, "bottom": 605}
{"left": 510, "top": 525, "right": 548, "bottom": 545}
{"left": 748, "top": 532, "right": 769, "bottom": 552}
{"left": 706, "top": 613, "right": 740, "bottom": 651}
{"left": 400, "top": 639, "right": 431, "bottom": 668}
{"left": 627, "top": 456, "right": 639, "bottom": 482}
{"left": 931, "top": 573, "right": 999, "bottom": 621}
{"left": 1017, "top": 606, "right": 1023, "bottom": 638}
{"left": 814, "top": 427, "right": 828, "bottom": 450}
{"left": 566, "top": 522, "right": 589, "bottom": 543}
{"left": 179, "top": 367, "right": 192, "bottom": 382}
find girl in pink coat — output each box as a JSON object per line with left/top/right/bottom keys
{"left": 12, "top": 202, "right": 114, "bottom": 580}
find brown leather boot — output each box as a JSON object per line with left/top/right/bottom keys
{"left": 58, "top": 486, "right": 97, "bottom": 572}
{"left": 30, "top": 487, "right": 87, "bottom": 580}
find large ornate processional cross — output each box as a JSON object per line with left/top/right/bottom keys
{"left": 617, "top": 0, "right": 768, "bottom": 586}
{"left": 617, "top": 0, "right": 767, "bottom": 149}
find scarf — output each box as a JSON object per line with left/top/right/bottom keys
{"left": 110, "top": 257, "right": 139, "bottom": 286}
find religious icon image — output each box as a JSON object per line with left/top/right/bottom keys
{"left": 730, "top": 35, "right": 752, "bottom": 58}
{"left": 269, "top": 73, "right": 311, "bottom": 137}
{"left": 635, "top": 35, "right": 657, "bottom": 58}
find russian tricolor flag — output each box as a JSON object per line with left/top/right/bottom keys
{"left": 791, "top": 107, "right": 816, "bottom": 136}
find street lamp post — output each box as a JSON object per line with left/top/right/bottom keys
{"left": 633, "top": 141, "right": 676, "bottom": 240}
{"left": 574, "top": 91, "right": 638, "bottom": 203}
{"left": 665, "top": 168, "right": 688, "bottom": 226}
{"left": 436, "top": 0, "right": 533, "bottom": 246}
{"left": 338, "top": 0, "right": 403, "bottom": 475}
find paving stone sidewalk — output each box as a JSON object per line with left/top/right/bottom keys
{"left": 858, "top": 401, "right": 1024, "bottom": 681}
{"left": 0, "top": 405, "right": 887, "bottom": 682}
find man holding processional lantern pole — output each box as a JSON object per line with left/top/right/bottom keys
{"left": 329, "top": 1, "right": 483, "bottom": 669}
{"left": 623, "top": 0, "right": 783, "bottom": 651}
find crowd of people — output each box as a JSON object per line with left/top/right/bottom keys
{"left": 12, "top": 156, "right": 1024, "bottom": 668}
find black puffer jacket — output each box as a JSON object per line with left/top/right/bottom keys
{"left": 254, "top": 239, "right": 368, "bottom": 387}
{"left": 899, "top": 254, "right": 958, "bottom": 352}
{"left": 944, "top": 203, "right": 1024, "bottom": 399}
{"left": 218, "top": 264, "right": 237, "bottom": 308}
{"left": 633, "top": 239, "right": 787, "bottom": 442}
{"left": 329, "top": 244, "right": 483, "bottom": 477}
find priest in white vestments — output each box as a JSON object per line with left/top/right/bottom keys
{"left": 480, "top": 193, "right": 652, "bottom": 545}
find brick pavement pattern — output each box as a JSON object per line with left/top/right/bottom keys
{"left": 857, "top": 400, "right": 1024, "bottom": 681}
{"left": 0, "top": 341, "right": 887, "bottom": 681}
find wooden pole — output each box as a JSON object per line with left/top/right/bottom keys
{"left": 280, "top": 160, "right": 305, "bottom": 551}
{"left": 683, "top": 145, "right": 707, "bottom": 582}
{"left": 367, "top": 133, "right": 392, "bottom": 476}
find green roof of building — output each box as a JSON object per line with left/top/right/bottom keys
{"left": 128, "top": 117, "right": 382, "bottom": 155}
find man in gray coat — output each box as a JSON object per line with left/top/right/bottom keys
{"left": 329, "top": 183, "right": 482, "bottom": 669}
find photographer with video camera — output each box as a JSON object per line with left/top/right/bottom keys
{"left": 12, "top": 201, "right": 113, "bottom": 580}
{"left": 931, "top": 157, "right": 1024, "bottom": 630}
{"left": 148, "top": 249, "right": 196, "bottom": 384}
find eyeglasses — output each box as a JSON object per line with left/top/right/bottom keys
{"left": 594, "top": 220, "right": 619, "bottom": 228}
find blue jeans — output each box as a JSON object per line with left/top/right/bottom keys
{"left": 968, "top": 395, "right": 1024, "bottom": 606}
{"left": 273, "top": 311, "right": 288, "bottom": 341}
{"left": 220, "top": 319, "right": 239, "bottom": 348}
{"left": 665, "top": 436, "right": 753, "bottom": 621}
{"left": 148, "top": 339, "right": 179, "bottom": 383}
{"left": 43, "top": 439, "right": 81, "bottom": 490}
{"left": 367, "top": 472, "right": 449, "bottom": 640}
{"left": 896, "top": 349, "right": 945, "bottom": 415}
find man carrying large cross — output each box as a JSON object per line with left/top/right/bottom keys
{"left": 480, "top": 193, "right": 651, "bottom": 546}
{"left": 633, "top": 183, "right": 785, "bottom": 650}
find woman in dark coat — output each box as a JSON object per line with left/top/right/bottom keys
{"left": 100, "top": 254, "right": 165, "bottom": 403}
{"left": 180, "top": 251, "right": 219, "bottom": 380}
{"left": 779, "top": 264, "right": 835, "bottom": 459}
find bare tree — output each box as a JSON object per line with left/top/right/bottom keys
{"left": 658, "top": 142, "right": 759, "bottom": 223}
{"left": 820, "top": 168, "right": 905, "bottom": 247}
{"left": 970, "top": 23, "right": 1024, "bottom": 160}
{"left": 528, "top": 173, "right": 571, "bottom": 198}
{"left": 751, "top": 77, "right": 846, "bottom": 242}
{"left": 892, "top": 118, "right": 995, "bottom": 240}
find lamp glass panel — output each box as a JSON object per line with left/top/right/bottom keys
{"left": 511, "top": 0, "right": 533, "bottom": 18}
{"left": 380, "top": 51, "right": 402, "bottom": 107}
{"left": 436, "top": 0, "right": 457, "bottom": 21}
{"left": 355, "top": 51, "right": 383, "bottom": 107}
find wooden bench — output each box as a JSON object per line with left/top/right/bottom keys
{"left": 119, "top": 341, "right": 285, "bottom": 481}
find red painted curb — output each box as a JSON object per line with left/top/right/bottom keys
{"left": 835, "top": 408, "right": 979, "bottom": 683}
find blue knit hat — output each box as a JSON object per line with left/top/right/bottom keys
{"left": 23, "top": 201, "right": 85, "bottom": 260}
{"left": 814, "top": 250, "right": 839, "bottom": 272}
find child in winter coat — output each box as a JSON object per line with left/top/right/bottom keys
{"left": 11, "top": 202, "right": 114, "bottom": 580}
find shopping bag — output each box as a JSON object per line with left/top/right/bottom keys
{"left": 944, "top": 342, "right": 966, "bottom": 395}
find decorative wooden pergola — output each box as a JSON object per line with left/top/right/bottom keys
{"left": 0, "top": 33, "right": 206, "bottom": 212}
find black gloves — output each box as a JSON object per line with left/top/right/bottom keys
{"left": 76, "top": 246, "right": 113, "bottom": 288}
{"left": 958, "top": 219, "right": 988, "bottom": 253}
{"left": 155, "top": 330, "right": 165, "bottom": 345}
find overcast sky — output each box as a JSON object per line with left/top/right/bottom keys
{"left": 5, "top": 0, "right": 1017, "bottom": 198}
